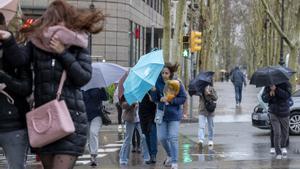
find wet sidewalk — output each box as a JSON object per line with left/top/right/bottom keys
{"left": 105, "top": 81, "right": 261, "bottom": 124}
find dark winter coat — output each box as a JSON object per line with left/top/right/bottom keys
{"left": 83, "top": 88, "right": 108, "bottom": 122}
{"left": 0, "top": 46, "right": 32, "bottom": 132}
{"left": 139, "top": 93, "right": 156, "bottom": 122}
{"left": 150, "top": 75, "right": 187, "bottom": 121}
{"left": 2, "top": 37, "right": 92, "bottom": 156}
{"left": 262, "top": 82, "right": 291, "bottom": 117}
{"left": 231, "top": 67, "right": 246, "bottom": 87}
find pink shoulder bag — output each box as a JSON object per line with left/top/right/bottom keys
{"left": 26, "top": 71, "right": 75, "bottom": 148}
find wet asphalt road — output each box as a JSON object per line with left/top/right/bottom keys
{"left": 15, "top": 123, "right": 300, "bottom": 169}
{"left": 1, "top": 82, "right": 300, "bottom": 168}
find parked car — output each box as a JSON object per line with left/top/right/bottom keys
{"left": 252, "top": 88, "right": 300, "bottom": 135}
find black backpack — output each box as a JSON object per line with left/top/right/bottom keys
{"left": 203, "top": 91, "right": 216, "bottom": 113}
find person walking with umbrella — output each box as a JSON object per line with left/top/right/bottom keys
{"left": 230, "top": 66, "right": 247, "bottom": 107}
{"left": 251, "top": 66, "right": 293, "bottom": 159}
{"left": 82, "top": 87, "right": 108, "bottom": 166}
{"left": 118, "top": 72, "right": 150, "bottom": 165}
{"left": 192, "top": 71, "right": 218, "bottom": 147}
{"left": 262, "top": 82, "right": 291, "bottom": 159}
{"left": 150, "top": 62, "right": 187, "bottom": 169}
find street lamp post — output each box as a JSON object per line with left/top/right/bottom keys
{"left": 279, "top": 0, "right": 285, "bottom": 66}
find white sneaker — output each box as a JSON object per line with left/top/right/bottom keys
{"left": 275, "top": 155, "right": 282, "bottom": 160}
{"left": 270, "top": 148, "right": 275, "bottom": 154}
{"left": 171, "top": 163, "right": 178, "bottom": 169}
{"left": 208, "top": 140, "right": 214, "bottom": 146}
{"left": 197, "top": 139, "right": 204, "bottom": 144}
{"left": 197, "top": 140, "right": 204, "bottom": 148}
{"left": 118, "top": 125, "right": 122, "bottom": 132}
{"left": 163, "top": 156, "right": 172, "bottom": 167}
{"left": 281, "top": 148, "right": 287, "bottom": 156}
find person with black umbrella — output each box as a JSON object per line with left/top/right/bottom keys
{"left": 251, "top": 66, "right": 295, "bottom": 159}
{"left": 262, "top": 82, "right": 291, "bottom": 159}
{"left": 188, "top": 71, "right": 218, "bottom": 147}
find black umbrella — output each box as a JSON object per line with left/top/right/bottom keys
{"left": 188, "top": 71, "right": 214, "bottom": 96}
{"left": 273, "top": 65, "right": 296, "bottom": 77}
{"left": 250, "top": 66, "right": 295, "bottom": 87}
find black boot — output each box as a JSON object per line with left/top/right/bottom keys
{"left": 151, "top": 156, "right": 156, "bottom": 164}
{"left": 145, "top": 156, "right": 156, "bottom": 164}
{"left": 90, "top": 154, "right": 97, "bottom": 167}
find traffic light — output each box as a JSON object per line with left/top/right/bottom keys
{"left": 190, "top": 31, "right": 202, "bottom": 52}
{"left": 182, "top": 35, "right": 189, "bottom": 58}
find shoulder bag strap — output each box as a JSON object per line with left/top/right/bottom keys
{"left": 56, "top": 70, "right": 67, "bottom": 100}
{"left": 0, "top": 90, "right": 14, "bottom": 104}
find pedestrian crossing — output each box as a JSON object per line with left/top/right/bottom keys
{"left": 0, "top": 140, "right": 124, "bottom": 167}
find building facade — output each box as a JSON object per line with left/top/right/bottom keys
{"left": 21, "top": 0, "right": 164, "bottom": 67}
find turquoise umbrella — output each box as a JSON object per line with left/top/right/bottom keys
{"left": 123, "top": 50, "right": 164, "bottom": 105}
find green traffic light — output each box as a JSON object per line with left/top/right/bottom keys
{"left": 183, "top": 49, "right": 189, "bottom": 57}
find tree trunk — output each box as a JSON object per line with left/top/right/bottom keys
{"left": 172, "top": 0, "right": 186, "bottom": 63}
{"left": 163, "top": 0, "right": 171, "bottom": 62}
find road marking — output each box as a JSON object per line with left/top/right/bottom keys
{"left": 98, "top": 148, "right": 119, "bottom": 153}
{"left": 79, "top": 154, "right": 107, "bottom": 159}
{"left": 76, "top": 160, "right": 90, "bottom": 165}
{"left": 104, "top": 143, "right": 123, "bottom": 147}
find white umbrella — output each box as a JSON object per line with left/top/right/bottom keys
{"left": 81, "top": 62, "right": 128, "bottom": 91}
{"left": 0, "top": 0, "right": 19, "bottom": 25}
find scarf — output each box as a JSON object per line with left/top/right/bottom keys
{"left": 30, "top": 25, "right": 88, "bottom": 53}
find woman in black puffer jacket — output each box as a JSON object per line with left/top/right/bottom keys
{"left": 0, "top": 12, "right": 32, "bottom": 169}
{"left": 0, "top": 1, "right": 105, "bottom": 168}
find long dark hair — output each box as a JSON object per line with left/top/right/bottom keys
{"left": 21, "top": 0, "right": 105, "bottom": 35}
{"left": 0, "top": 12, "right": 6, "bottom": 30}
{"left": 164, "top": 62, "right": 179, "bottom": 79}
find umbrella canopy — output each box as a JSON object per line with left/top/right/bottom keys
{"left": 123, "top": 50, "right": 164, "bottom": 105}
{"left": 272, "top": 65, "right": 296, "bottom": 77}
{"left": 250, "top": 66, "right": 295, "bottom": 87}
{"left": 0, "top": 0, "right": 19, "bottom": 25}
{"left": 81, "top": 62, "right": 127, "bottom": 91}
{"left": 188, "top": 71, "right": 215, "bottom": 96}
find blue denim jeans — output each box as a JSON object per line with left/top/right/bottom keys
{"left": 234, "top": 85, "right": 243, "bottom": 104}
{"left": 0, "top": 129, "right": 29, "bottom": 169}
{"left": 145, "top": 123, "right": 157, "bottom": 158}
{"left": 198, "top": 115, "right": 214, "bottom": 141}
{"left": 119, "top": 122, "right": 150, "bottom": 164}
{"left": 156, "top": 121, "right": 180, "bottom": 164}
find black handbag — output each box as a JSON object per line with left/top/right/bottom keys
{"left": 100, "top": 106, "right": 112, "bottom": 126}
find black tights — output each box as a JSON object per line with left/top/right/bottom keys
{"left": 40, "top": 154, "right": 77, "bottom": 169}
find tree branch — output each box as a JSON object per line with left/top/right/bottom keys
{"left": 261, "top": 0, "right": 294, "bottom": 48}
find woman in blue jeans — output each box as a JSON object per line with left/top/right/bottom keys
{"left": 150, "top": 63, "right": 187, "bottom": 169}
{"left": 0, "top": 12, "right": 32, "bottom": 169}
{"left": 119, "top": 96, "right": 150, "bottom": 165}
